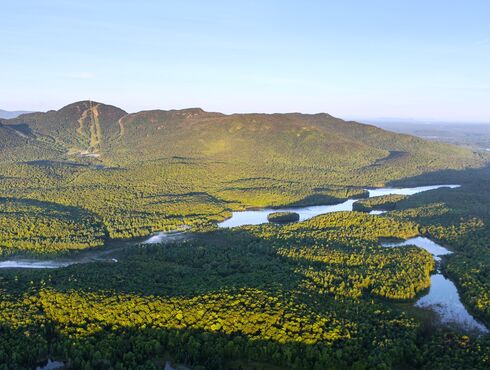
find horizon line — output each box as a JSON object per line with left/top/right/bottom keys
{"left": 2, "top": 100, "right": 490, "bottom": 125}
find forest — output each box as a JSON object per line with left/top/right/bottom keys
{"left": 352, "top": 194, "right": 408, "bottom": 212}
{"left": 0, "top": 102, "right": 489, "bottom": 369}
{"left": 0, "top": 211, "right": 488, "bottom": 369}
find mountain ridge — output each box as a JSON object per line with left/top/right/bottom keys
{"left": 0, "top": 100, "right": 487, "bottom": 243}
{"left": 1, "top": 100, "right": 478, "bottom": 170}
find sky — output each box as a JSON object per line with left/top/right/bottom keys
{"left": 1, "top": 0, "right": 490, "bottom": 122}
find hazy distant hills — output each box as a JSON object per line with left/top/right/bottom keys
{"left": 363, "top": 119, "right": 490, "bottom": 151}
{"left": 1, "top": 100, "right": 482, "bottom": 178}
{"left": 0, "top": 109, "right": 33, "bottom": 119}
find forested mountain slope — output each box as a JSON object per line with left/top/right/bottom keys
{"left": 4, "top": 101, "right": 127, "bottom": 158}
{"left": 0, "top": 121, "right": 62, "bottom": 162}
{"left": 0, "top": 101, "right": 486, "bottom": 245}
{"left": 1, "top": 102, "right": 490, "bottom": 369}
{"left": 4, "top": 101, "right": 476, "bottom": 169}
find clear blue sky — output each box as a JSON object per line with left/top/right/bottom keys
{"left": 2, "top": 0, "right": 489, "bottom": 122}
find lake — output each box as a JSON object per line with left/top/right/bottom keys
{"left": 382, "top": 237, "right": 488, "bottom": 333}
{"left": 2, "top": 183, "right": 481, "bottom": 333}
{"left": 218, "top": 184, "right": 460, "bottom": 228}
{"left": 0, "top": 184, "right": 460, "bottom": 268}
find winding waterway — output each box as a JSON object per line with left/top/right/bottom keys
{"left": 382, "top": 237, "right": 488, "bottom": 333}
{"left": 2, "top": 183, "right": 485, "bottom": 333}
{"left": 0, "top": 231, "right": 187, "bottom": 269}
{"left": 218, "top": 184, "right": 460, "bottom": 228}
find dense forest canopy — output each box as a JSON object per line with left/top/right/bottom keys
{"left": 0, "top": 101, "right": 489, "bottom": 369}
{"left": 0, "top": 101, "right": 485, "bottom": 245}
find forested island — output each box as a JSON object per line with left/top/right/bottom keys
{"left": 267, "top": 212, "right": 300, "bottom": 223}
{"left": 0, "top": 101, "right": 489, "bottom": 369}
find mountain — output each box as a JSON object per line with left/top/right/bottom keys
{"left": 0, "top": 121, "right": 61, "bottom": 161}
{"left": 3, "top": 101, "right": 477, "bottom": 171}
{"left": 0, "top": 100, "right": 486, "bottom": 240}
{"left": 0, "top": 109, "right": 33, "bottom": 119}
{"left": 0, "top": 121, "right": 26, "bottom": 149}
{"left": 4, "top": 101, "right": 127, "bottom": 157}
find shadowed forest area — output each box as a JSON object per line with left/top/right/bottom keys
{"left": 0, "top": 103, "right": 489, "bottom": 369}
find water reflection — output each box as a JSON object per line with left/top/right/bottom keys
{"left": 382, "top": 236, "right": 452, "bottom": 262}
{"left": 218, "top": 199, "right": 356, "bottom": 228}
{"left": 0, "top": 232, "right": 186, "bottom": 269}
{"left": 382, "top": 237, "right": 488, "bottom": 333}
{"left": 417, "top": 274, "right": 488, "bottom": 333}
{"left": 365, "top": 184, "right": 460, "bottom": 198}
{"left": 0, "top": 260, "right": 74, "bottom": 269}
{"left": 219, "top": 184, "right": 460, "bottom": 228}
{"left": 36, "top": 359, "right": 64, "bottom": 370}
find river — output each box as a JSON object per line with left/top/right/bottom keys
{"left": 0, "top": 185, "right": 459, "bottom": 268}
{"left": 0, "top": 231, "right": 187, "bottom": 269}
{"left": 382, "top": 237, "right": 488, "bottom": 333}
{"left": 217, "top": 184, "right": 459, "bottom": 228}
{"left": 2, "top": 183, "right": 485, "bottom": 333}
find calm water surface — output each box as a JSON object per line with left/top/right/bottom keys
{"left": 0, "top": 185, "right": 460, "bottom": 268}
{"left": 0, "top": 260, "right": 74, "bottom": 269}
{"left": 382, "top": 236, "right": 452, "bottom": 262}
{"left": 219, "top": 184, "right": 460, "bottom": 228}
{"left": 365, "top": 184, "right": 460, "bottom": 198}
{"left": 218, "top": 199, "right": 356, "bottom": 228}
{"left": 36, "top": 360, "right": 64, "bottom": 370}
{"left": 382, "top": 237, "right": 488, "bottom": 333}
{"left": 0, "top": 232, "right": 186, "bottom": 269}
{"left": 2, "top": 184, "right": 481, "bottom": 333}
{"left": 417, "top": 274, "right": 488, "bottom": 333}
